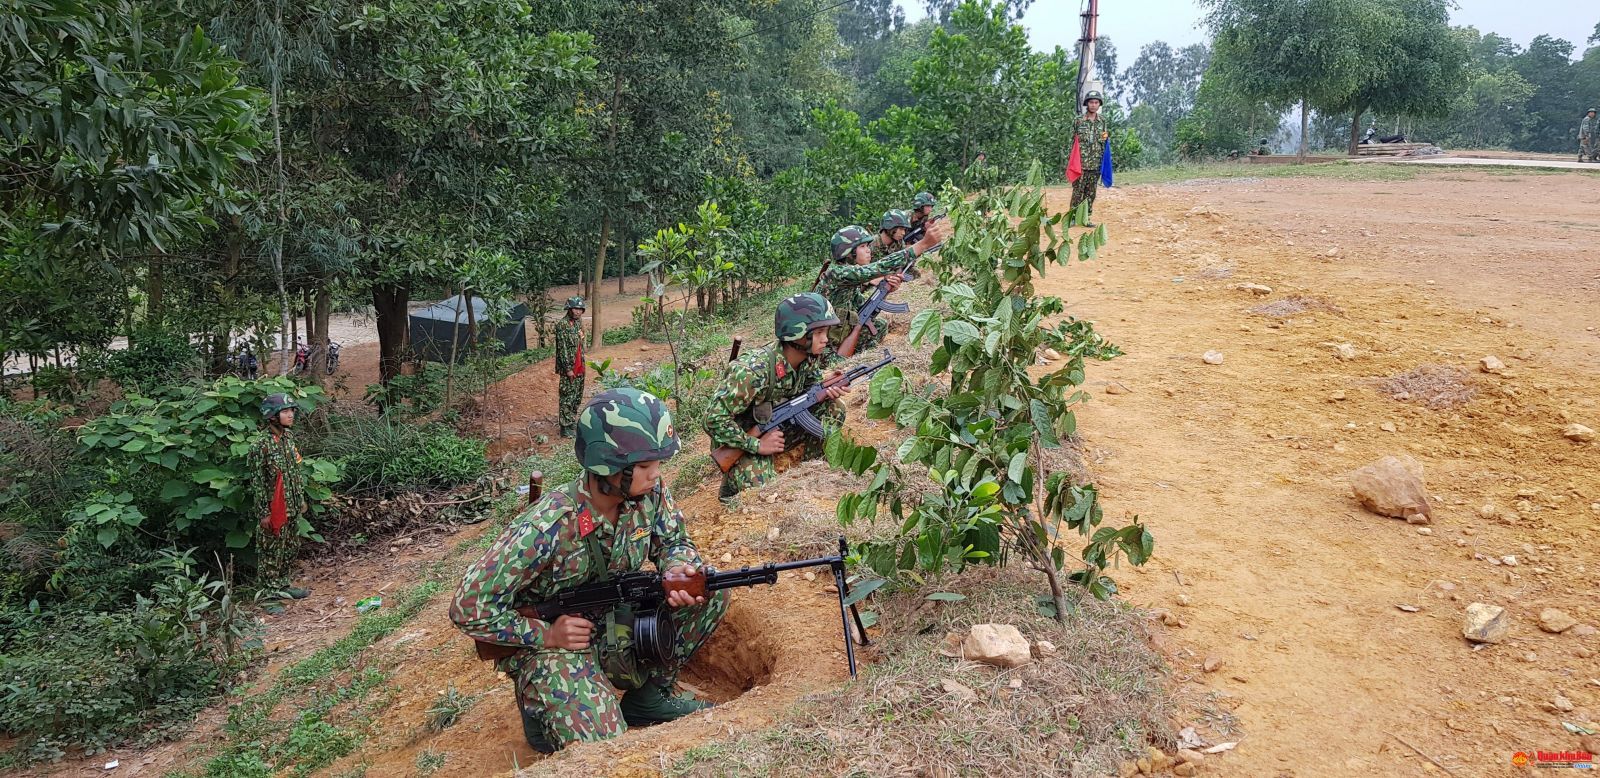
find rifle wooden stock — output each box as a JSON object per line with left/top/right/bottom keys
{"left": 473, "top": 604, "right": 542, "bottom": 661}
{"left": 710, "top": 426, "right": 761, "bottom": 473}
{"left": 527, "top": 470, "right": 543, "bottom": 506}
{"left": 729, "top": 336, "right": 743, "bottom": 362}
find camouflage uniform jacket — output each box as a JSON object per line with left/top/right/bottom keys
{"left": 704, "top": 346, "right": 837, "bottom": 454}
{"left": 815, "top": 246, "right": 916, "bottom": 321}
{"left": 248, "top": 429, "right": 307, "bottom": 524}
{"left": 1074, "top": 113, "right": 1110, "bottom": 165}
{"left": 449, "top": 478, "right": 700, "bottom": 659}
{"left": 554, "top": 317, "right": 583, "bottom": 377}
{"left": 1582, "top": 115, "right": 1598, "bottom": 140}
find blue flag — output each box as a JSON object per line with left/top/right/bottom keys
{"left": 1100, "top": 137, "right": 1114, "bottom": 187}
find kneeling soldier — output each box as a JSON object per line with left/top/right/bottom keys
{"left": 449, "top": 388, "right": 724, "bottom": 753}
{"left": 705, "top": 293, "right": 853, "bottom": 499}
{"left": 817, "top": 219, "right": 946, "bottom": 357}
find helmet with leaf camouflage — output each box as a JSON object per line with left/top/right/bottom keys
{"left": 1082, "top": 90, "right": 1104, "bottom": 106}
{"left": 830, "top": 225, "right": 873, "bottom": 262}
{"left": 260, "top": 393, "right": 298, "bottom": 421}
{"left": 565, "top": 296, "right": 586, "bottom": 310}
{"left": 774, "top": 292, "right": 840, "bottom": 344}
{"left": 911, "top": 192, "right": 936, "bottom": 209}
{"left": 575, "top": 388, "right": 679, "bottom": 475}
{"left": 879, "top": 209, "right": 911, "bottom": 233}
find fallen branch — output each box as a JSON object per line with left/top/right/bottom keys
{"left": 1391, "top": 733, "right": 1457, "bottom": 776}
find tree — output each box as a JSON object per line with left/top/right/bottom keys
{"left": 1202, "top": 0, "right": 1386, "bottom": 160}
{"left": 1119, "top": 42, "right": 1211, "bottom": 164}
{"left": 1325, "top": 0, "right": 1467, "bottom": 154}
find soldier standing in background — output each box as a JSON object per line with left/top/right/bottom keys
{"left": 1069, "top": 90, "right": 1110, "bottom": 227}
{"left": 1580, "top": 109, "right": 1598, "bottom": 163}
{"left": 555, "top": 296, "right": 586, "bottom": 437}
{"left": 251, "top": 393, "right": 311, "bottom": 599}
{"left": 449, "top": 389, "right": 724, "bottom": 753}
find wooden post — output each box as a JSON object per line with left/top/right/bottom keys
{"left": 528, "top": 471, "right": 544, "bottom": 506}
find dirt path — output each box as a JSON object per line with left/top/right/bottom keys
{"left": 1043, "top": 172, "right": 1600, "bottom": 776}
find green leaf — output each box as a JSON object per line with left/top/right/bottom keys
{"left": 96, "top": 527, "right": 118, "bottom": 548}
{"left": 857, "top": 610, "right": 879, "bottom": 629}
{"left": 841, "top": 578, "right": 886, "bottom": 607}
{"left": 943, "top": 320, "right": 981, "bottom": 346}
{"left": 925, "top": 592, "right": 967, "bottom": 602}
{"left": 225, "top": 530, "right": 251, "bottom": 549}
{"left": 909, "top": 310, "right": 942, "bottom": 346}
{"left": 1007, "top": 451, "right": 1027, "bottom": 484}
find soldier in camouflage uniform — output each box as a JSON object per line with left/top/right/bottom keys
{"left": 872, "top": 209, "right": 912, "bottom": 260}
{"left": 1070, "top": 90, "right": 1111, "bottom": 226}
{"left": 449, "top": 388, "right": 723, "bottom": 753}
{"left": 250, "top": 393, "right": 311, "bottom": 599}
{"left": 705, "top": 293, "right": 857, "bottom": 499}
{"left": 816, "top": 220, "right": 947, "bottom": 357}
{"left": 1581, "top": 109, "right": 1598, "bottom": 163}
{"left": 555, "top": 296, "right": 586, "bottom": 437}
{"left": 965, "top": 151, "right": 997, "bottom": 190}
{"left": 908, "top": 192, "right": 936, "bottom": 234}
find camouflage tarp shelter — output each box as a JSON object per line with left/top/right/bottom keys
{"left": 408, "top": 295, "right": 529, "bottom": 363}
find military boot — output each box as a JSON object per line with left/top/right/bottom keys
{"left": 619, "top": 683, "right": 711, "bottom": 727}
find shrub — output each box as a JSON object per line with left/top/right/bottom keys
{"left": 96, "top": 329, "right": 203, "bottom": 393}
{"left": 319, "top": 415, "right": 486, "bottom": 495}
{"left": 0, "top": 403, "right": 96, "bottom": 604}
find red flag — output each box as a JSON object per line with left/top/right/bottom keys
{"left": 267, "top": 471, "right": 288, "bottom": 534}
{"left": 1066, "top": 136, "right": 1083, "bottom": 183}
{"left": 573, "top": 339, "right": 585, "bottom": 378}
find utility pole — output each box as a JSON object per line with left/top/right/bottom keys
{"left": 1075, "top": 0, "right": 1100, "bottom": 109}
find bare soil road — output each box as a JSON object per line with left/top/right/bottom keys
{"left": 1045, "top": 168, "right": 1600, "bottom": 777}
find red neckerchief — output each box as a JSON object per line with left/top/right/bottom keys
{"left": 266, "top": 429, "right": 288, "bottom": 534}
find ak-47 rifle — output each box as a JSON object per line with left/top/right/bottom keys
{"left": 902, "top": 210, "right": 947, "bottom": 245}
{"left": 836, "top": 244, "right": 941, "bottom": 359}
{"left": 709, "top": 350, "right": 895, "bottom": 474}
{"left": 472, "top": 536, "right": 872, "bottom": 676}
{"left": 728, "top": 336, "right": 743, "bottom": 362}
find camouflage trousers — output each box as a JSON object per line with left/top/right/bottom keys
{"left": 256, "top": 525, "right": 303, "bottom": 587}
{"left": 558, "top": 375, "right": 585, "bottom": 434}
{"left": 719, "top": 425, "right": 830, "bottom": 500}
{"left": 1069, "top": 170, "right": 1100, "bottom": 220}
{"left": 1582, "top": 137, "right": 1598, "bottom": 162}
{"left": 510, "top": 591, "right": 729, "bottom": 750}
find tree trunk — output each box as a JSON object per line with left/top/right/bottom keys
{"left": 1298, "top": 98, "right": 1310, "bottom": 163}
{"left": 443, "top": 287, "right": 462, "bottom": 411}
{"left": 618, "top": 234, "right": 628, "bottom": 295}
{"left": 309, "top": 283, "right": 332, "bottom": 386}
{"left": 590, "top": 216, "right": 611, "bottom": 348}
{"left": 289, "top": 306, "right": 299, "bottom": 361}
{"left": 373, "top": 283, "right": 410, "bottom": 385}
{"left": 146, "top": 251, "right": 164, "bottom": 329}
{"left": 1348, "top": 108, "right": 1363, "bottom": 157}
{"left": 267, "top": 0, "right": 293, "bottom": 376}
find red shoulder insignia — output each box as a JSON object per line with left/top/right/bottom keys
{"left": 575, "top": 505, "right": 596, "bottom": 538}
{"left": 775, "top": 361, "right": 787, "bottom": 379}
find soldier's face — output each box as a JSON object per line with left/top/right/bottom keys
{"left": 854, "top": 244, "right": 872, "bottom": 264}
{"left": 891, "top": 227, "right": 907, "bottom": 242}
{"left": 1086, "top": 99, "right": 1101, "bottom": 112}
{"left": 629, "top": 460, "right": 663, "bottom": 496}
{"left": 808, "top": 328, "right": 830, "bottom": 355}
{"left": 569, "top": 308, "right": 584, "bottom": 320}
{"left": 277, "top": 408, "right": 296, "bottom": 427}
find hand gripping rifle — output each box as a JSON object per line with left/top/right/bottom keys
{"left": 836, "top": 244, "right": 941, "bottom": 359}
{"left": 473, "top": 536, "right": 872, "bottom": 676}
{"left": 902, "top": 209, "right": 947, "bottom": 245}
{"left": 709, "top": 350, "right": 895, "bottom": 474}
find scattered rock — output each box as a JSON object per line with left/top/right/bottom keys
{"left": 1106, "top": 382, "right": 1131, "bottom": 395}
{"left": 936, "top": 631, "right": 963, "bottom": 658}
{"left": 1554, "top": 695, "right": 1575, "bottom": 712}
{"left": 1350, "top": 455, "right": 1434, "bottom": 522}
{"left": 1478, "top": 504, "right": 1497, "bottom": 519}
{"left": 1523, "top": 651, "right": 1538, "bottom": 663}
{"left": 939, "top": 678, "right": 978, "bottom": 703}
{"left": 1479, "top": 355, "right": 1506, "bottom": 374}
{"left": 1334, "top": 343, "right": 1358, "bottom": 361}
{"left": 1405, "top": 513, "right": 1430, "bottom": 525}
{"left": 1174, "top": 764, "right": 1196, "bottom": 777}
{"left": 1007, "top": 677, "right": 1023, "bottom": 690}
{"left": 1177, "top": 749, "right": 1205, "bottom": 766}
{"left": 1501, "top": 555, "right": 1517, "bottom": 566}
{"left": 1202, "top": 350, "right": 1225, "bottom": 365}
{"left": 1563, "top": 423, "right": 1596, "bottom": 443}
{"left": 1416, "top": 527, "right": 1433, "bottom": 536}
{"left": 1042, "top": 347, "right": 1063, "bottom": 362}
{"left": 1326, "top": 246, "right": 1340, "bottom": 257}
{"left": 1031, "top": 640, "right": 1058, "bottom": 659}
{"left": 1571, "top": 624, "right": 1598, "bottom": 637}
{"left": 1203, "top": 655, "right": 1224, "bottom": 673}
{"left": 766, "top": 526, "right": 781, "bottom": 541}
{"left": 962, "top": 624, "right": 1033, "bottom": 669}
{"left": 1176, "top": 593, "right": 1192, "bottom": 607}
{"left": 1380, "top": 421, "right": 1397, "bottom": 433}
{"left": 720, "top": 552, "right": 734, "bottom": 564}
{"left": 1330, "top": 390, "right": 1347, "bottom": 401}
{"left": 1236, "top": 283, "right": 1273, "bottom": 295}
{"left": 1463, "top": 602, "right": 1510, "bottom": 644}
{"left": 803, "top": 571, "right": 816, "bottom": 582}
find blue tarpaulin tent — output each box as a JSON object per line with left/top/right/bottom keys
{"left": 407, "top": 295, "right": 528, "bottom": 363}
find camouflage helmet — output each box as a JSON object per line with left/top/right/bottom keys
{"left": 565, "top": 296, "right": 586, "bottom": 311}
{"left": 260, "top": 393, "right": 298, "bottom": 420}
{"left": 912, "top": 192, "right": 936, "bottom": 209}
{"left": 879, "top": 209, "right": 911, "bottom": 233}
{"left": 1082, "top": 90, "right": 1104, "bottom": 106}
{"left": 774, "top": 292, "right": 840, "bottom": 343}
{"left": 830, "top": 225, "right": 873, "bottom": 262}
{"left": 575, "top": 388, "right": 679, "bottom": 475}
{"left": 1590, "top": 108, "right": 1598, "bottom": 115}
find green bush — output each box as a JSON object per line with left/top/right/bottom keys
{"left": 95, "top": 329, "right": 203, "bottom": 393}
{"left": 0, "top": 403, "right": 97, "bottom": 605}
{"left": 0, "top": 552, "right": 261, "bottom": 762}
{"left": 319, "top": 415, "right": 486, "bottom": 495}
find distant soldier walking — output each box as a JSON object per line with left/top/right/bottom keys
{"left": 555, "top": 296, "right": 586, "bottom": 438}
{"left": 1069, "top": 90, "right": 1110, "bottom": 226}
{"left": 251, "top": 393, "right": 311, "bottom": 599}
{"left": 1581, "top": 109, "right": 1599, "bottom": 163}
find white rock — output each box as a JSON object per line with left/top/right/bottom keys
{"left": 962, "top": 623, "right": 1033, "bottom": 669}
{"left": 1480, "top": 355, "right": 1506, "bottom": 374}
{"left": 1202, "top": 350, "right": 1225, "bottom": 365}
{"left": 1235, "top": 283, "right": 1273, "bottom": 296}
{"left": 1030, "top": 639, "right": 1058, "bottom": 659}
{"left": 1539, "top": 608, "right": 1578, "bottom": 633}
{"left": 1463, "top": 602, "right": 1510, "bottom": 644}
{"left": 1563, "top": 423, "right": 1596, "bottom": 443}
{"left": 1333, "top": 343, "right": 1358, "bottom": 361}
{"left": 766, "top": 526, "right": 781, "bottom": 541}
{"left": 1349, "top": 455, "right": 1433, "bottom": 521}
{"left": 1478, "top": 504, "right": 1497, "bottom": 519}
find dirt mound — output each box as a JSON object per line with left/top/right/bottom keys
{"left": 1375, "top": 364, "right": 1479, "bottom": 409}
{"left": 1247, "top": 294, "right": 1343, "bottom": 318}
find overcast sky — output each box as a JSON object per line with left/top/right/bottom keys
{"left": 901, "top": 2, "right": 1597, "bottom": 64}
